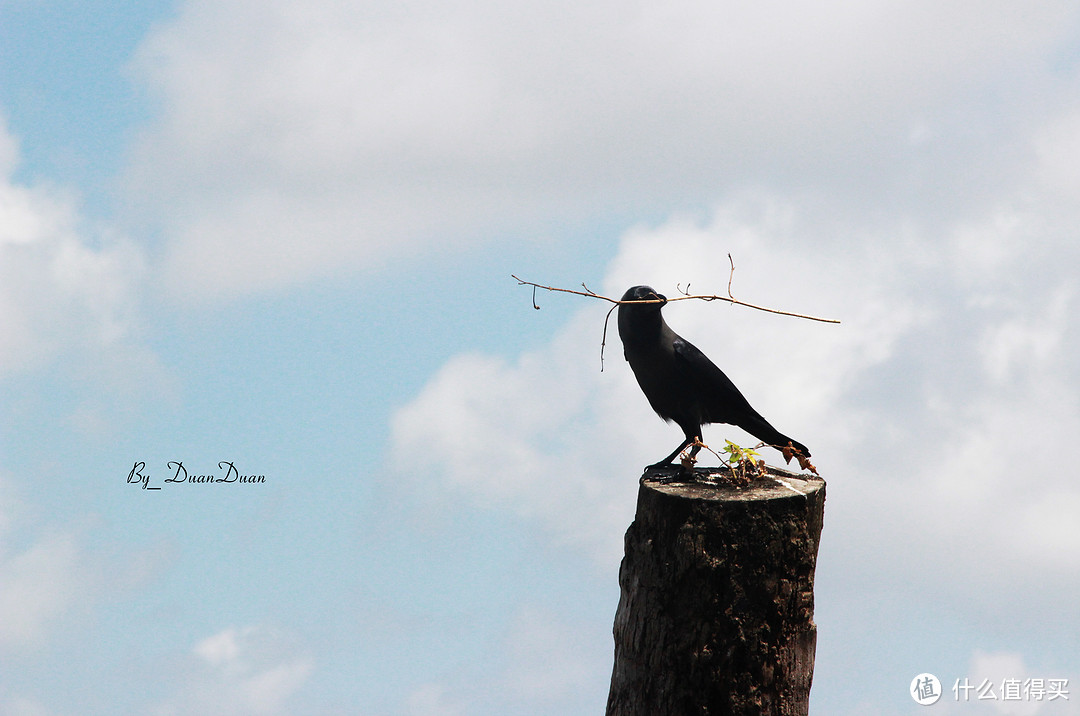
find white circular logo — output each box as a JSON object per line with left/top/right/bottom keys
{"left": 911, "top": 673, "right": 942, "bottom": 705}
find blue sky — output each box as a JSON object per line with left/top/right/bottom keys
{"left": 2, "top": 1, "right": 1080, "bottom": 714}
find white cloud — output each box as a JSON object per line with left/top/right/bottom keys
{"left": 0, "top": 697, "right": 54, "bottom": 716}
{"left": 399, "top": 605, "right": 609, "bottom": 715}
{"left": 126, "top": 0, "right": 1080, "bottom": 299}
{"left": 939, "top": 651, "right": 1069, "bottom": 716}
{"left": 0, "top": 113, "right": 149, "bottom": 381}
{"left": 970, "top": 651, "right": 1033, "bottom": 704}
{"left": 979, "top": 286, "right": 1071, "bottom": 386}
{"left": 0, "top": 530, "right": 85, "bottom": 650}
{"left": 390, "top": 309, "right": 646, "bottom": 562}
{"left": 0, "top": 474, "right": 166, "bottom": 675}
{"left": 497, "top": 606, "right": 606, "bottom": 703}
{"left": 152, "top": 626, "right": 313, "bottom": 716}
{"left": 1033, "top": 107, "right": 1080, "bottom": 204}
{"left": 0, "top": 110, "right": 171, "bottom": 440}
{"left": 403, "top": 683, "right": 464, "bottom": 716}
{"left": 0, "top": 475, "right": 97, "bottom": 653}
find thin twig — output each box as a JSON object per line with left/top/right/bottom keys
{"left": 512, "top": 275, "right": 621, "bottom": 304}
{"left": 727, "top": 253, "right": 736, "bottom": 300}
{"left": 511, "top": 274, "right": 840, "bottom": 324}
{"left": 599, "top": 303, "right": 619, "bottom": 371}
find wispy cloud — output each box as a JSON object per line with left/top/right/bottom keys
{"left": 399, "top": 605, "right": 610, "bottom": 715}
{"left": 0, "top": 529, "right": 86, "bottom": 651}
{"left": 150, "top": 626, "right": 313, "bottom": 716}
{"left": 0, "top": 113, "right": 147, "bottom": 371}
{"left": 0, "top": 112, "right": 170, "bottom": 438}
{"left": 0, "top": 474, "right": 99, "bottom": 654}
{"left": 125, "top": 0, "right": 1080, "bottom": 299}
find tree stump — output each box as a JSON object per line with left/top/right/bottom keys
{"left": 607, "top": 465, "right": 825, "bottom": 716}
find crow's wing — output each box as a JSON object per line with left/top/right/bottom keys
{"left": 671, "top": 336, "right": 757, "bottom": 424}
{"left": 672, "top": 335, "right": 808, "bottom": 454}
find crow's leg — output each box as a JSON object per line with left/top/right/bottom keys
{"left": 688, "top": 438, "right": 703, "bottom": 460}
{"left": 647, "top": 433, "right": 699, "bottom": 469}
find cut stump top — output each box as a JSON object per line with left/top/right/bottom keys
{"left": 640, "top": 465, "right": 824, "bottom": 504}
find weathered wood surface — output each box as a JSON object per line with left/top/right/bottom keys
{"left": 607, "top": 465, "right": 826, "bottom": 716}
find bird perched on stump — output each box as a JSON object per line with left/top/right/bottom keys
{"left": 617, "top": 285, "right": 810, "bottom": 468}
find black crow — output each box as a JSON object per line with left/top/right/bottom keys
{"left": 617, "top": 285, "right": 810, "bottom": 467}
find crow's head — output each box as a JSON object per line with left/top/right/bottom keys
{"left": 620, "top": 285, "right": 667, "bottom": 306}
{"left": 618, "top": 285, "right": 668, "bottom": 349}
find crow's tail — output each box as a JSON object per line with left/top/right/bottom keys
{"left": 740, "top": 413, "right": 811, "bottom": 458}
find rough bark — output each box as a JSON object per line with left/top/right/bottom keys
{"left": 607, "top": 465, "right": 826, "bottom": 716}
